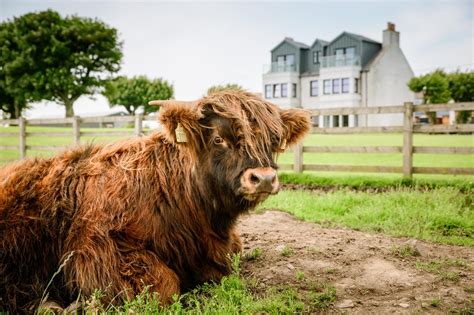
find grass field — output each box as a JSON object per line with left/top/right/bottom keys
{"left": 1, "top": 127, "right": 473, "bottom": 170}
{"left": 257, "top": 188, "right": 473, "bottom": 246}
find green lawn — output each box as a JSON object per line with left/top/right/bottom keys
{"left": 258, "top": 188, "right": 473, "bottom": 246}
{"left": 1, "top": 128, "right": 473, "bottom": 173}
{"left": 276, "top": 133, "right": 474, "bottom": 168}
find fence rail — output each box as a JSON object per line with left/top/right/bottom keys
{"left": 1, "top": 102, "right": 473, "bottom": 178}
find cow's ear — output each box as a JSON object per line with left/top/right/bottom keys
{"left": 280, "top": 108, "right": 312, "bottom": 146}
{"left": 150, "top": 100, "right": 202, "bottom": 145}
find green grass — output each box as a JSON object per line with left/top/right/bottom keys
{"left": 257, "top": 188, "right": 474, "bottom": 246}
{"left": 63, "top": 255, "right": 333, "bottom": 314}
{"left": 415, "top": 258, "right": 468, "bottom": 282}
{"left": 2, "top": 128, "right": 472, "bottom": 173}
{"left": 278, "top": 172, "right": 473, "bottom": 191}
{"left": 276, "top": 133, "right": 474, "bottom": 169}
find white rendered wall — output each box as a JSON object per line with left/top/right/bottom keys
{"left": 365, "top": 46, "right": 415, "bottom": 126}
{"left": 262, "top": 72, "right": 300, "bottom": 108}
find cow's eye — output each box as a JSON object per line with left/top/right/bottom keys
{"left": 214, "top": 136, "right": 224, "bottom": 145}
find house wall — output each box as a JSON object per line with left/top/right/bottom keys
{"left": 365, "top": 46, "right": 415, "bottom": 126}
{"left": 262, "top": 71, "right": 300, "bottom": 109}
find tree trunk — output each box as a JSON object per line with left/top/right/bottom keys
{"left": 64, "top": 99, "right": 75, "bottom": 118}
{"left": 13, "top": 103, "right": 20, "bottom": 119}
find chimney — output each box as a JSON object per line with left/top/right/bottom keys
{"left": 383, "top": 22, "right": 400, "bottom": 48}
{"left": 285, "top": 37, "right": 294, "bottom": 41}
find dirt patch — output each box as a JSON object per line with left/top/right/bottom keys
{"left": 239, "top": 210, "right": 474, "bottom": 314}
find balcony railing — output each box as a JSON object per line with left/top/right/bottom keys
{"left": 263, "top": 62, "right": 299, "bottom": 74}
{"left": 321, "top": 55, "right": 361, "bottom": 68}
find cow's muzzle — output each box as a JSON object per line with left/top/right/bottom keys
{"left": 240, "top": 167, "right": 279, "bottom": 199}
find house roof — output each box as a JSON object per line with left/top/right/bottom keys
{"left": 310, "top": 38, "right": 329, "bottom": 48}
{"left": 271, "top": 37, "right": 309, "bottom": 52}
{"left": 341, "top": 32, "right": 380, "bottom": 44}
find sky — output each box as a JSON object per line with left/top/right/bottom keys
{"left": 1, "top": 0, "right": 473, "bottom": 118}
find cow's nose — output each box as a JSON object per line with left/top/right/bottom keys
{"left": 242, "top": 167, "right": 279, "bottom": 194}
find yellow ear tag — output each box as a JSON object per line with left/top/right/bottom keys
{"left": 280, "top": 138, "right": 287, "bottom": 150}
{"left": 175, "top": 123, "right": 187, "bottom": 143}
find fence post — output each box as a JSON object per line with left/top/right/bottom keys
{"left": 135, "top": 113, "right": 143, "bottom": 137}
{"left": 293, "top": 141, "right": 303, "bottom": 173}
{"left": 19, "top": 117, "right": 26, "bottom": 159}
{"left": 402, "top": 102, "right": 414, "bottom": 179}
{"left": 72, "top": 116, "right": 81, "bottom": 144}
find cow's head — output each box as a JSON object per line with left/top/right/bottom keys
{"left": 150, "top": 91, "right": 311, "bottom": 212}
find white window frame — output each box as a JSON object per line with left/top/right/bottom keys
{"left": 273, "top": 84, "right": 281, "bottom": 98}
{"left": 281, "top": 83, "right": 288, "bottom": 98}
{"left": 310, "top": 80, "right": 318, "bottom": 97}
{"left": 265, "top": 84, "right": 272, "bottom": 99}
{"left": 323, "top": 80, "right": 331, "bottom": 95}
{"left": 332, "top": 79, "right": 340, "bottom": 94}
{"left": 342, "top": 78, "right": 350, "bottom": 93}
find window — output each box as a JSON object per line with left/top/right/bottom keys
{"left": 324, "top": 115, "right": 330, "bottom": 127}
{"left": 342, "top": 115, "right": 349, "bottom": 127}
{"left": 342, "top": 78, "right": 350, "bottom": 93}
{"left": 335, "top": 48, "right": 344, "bottom": 65}
{"left": 292, "top": 83, "right": 297, "bottom": 97}
{"left": 323, "top": 80, "right": 331, "bottom": 94}
{"left": 273, "top": 84, "right": 281, "bottom": 98}
{"left": 281, "top": 83, "right": 288, "bottom": 98}
{"left": 354, "top": 115, "right": 359, "bottom": 127}
{"left": 276, "top": 55, "right": 285, "bottom": 65}
{"left": 310, "top": 80, "right": 318, "bottom": 97}
{"left": 265, "top": 85, "right": 272, "bottom": 98}
{"left": 333, "top": 115, "right": 340, "bottom": 127}
{"left": 354, "top": 78, "right": 359, "bottom": 93}
{"left": 276, "top": 54, "right": 295, "bottom": 71}
{"left": 285, "top": 54, "right": 295, "bottom": 66}
{"left": 313, "top": 51, "right": 321, "bottom": 64}
{"left": 345, "top": 47, "right": 356, "bottom": 59}
{"left": 332, "top": 79, "right": 340, "bottom": 94}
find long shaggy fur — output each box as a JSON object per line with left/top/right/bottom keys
{"left": 0, "top": 91, "right": 310, "bottom": 313}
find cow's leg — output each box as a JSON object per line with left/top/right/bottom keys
{"left": 65, "top": 244, "right": 180, "bottom": 305}
{"left": 229, "top": 228, "right": 243, "bottom": 255}
{"left": 196, "top": 229, "right": 243, "bottom": 285}
{"left": 121, "top": 251, "right": 181, "bottom": 304}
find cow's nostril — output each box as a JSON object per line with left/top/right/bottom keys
{"left": 250, "top": 174, "right": 260, "bottom": 185}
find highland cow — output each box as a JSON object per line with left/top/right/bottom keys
{"left": 0, "top": 91, "right": 310, "bottom": 313}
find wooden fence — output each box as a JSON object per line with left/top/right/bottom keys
{"left": 284, "top": 102, "right": 474, "bottom": 178}
{"left": 1, "top": 102, "right": 473, "bottom": 178}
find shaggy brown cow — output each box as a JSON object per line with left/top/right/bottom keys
{"left": 0, "top": 91, "right": 310, "bottom": 313}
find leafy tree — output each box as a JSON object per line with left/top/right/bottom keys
{"left": 408, "top": 69, "right": 451, "bottom": 124}
{"left": 103, "top": 76, "right": 174, "bottom": 115}
{"left": 408, "top": 69, "right": 451, "bottom": 104}
{"left": 207, "top": 83, "right": 244, "bottom": 96}
{"left": 447, "top": 71, "right": 474, "bottom": 123}
{"left": 0, "top": 79, "right": 27, "bottom": 119}
{"left": 0, "top": 10, "right": 122, "bottom": 117}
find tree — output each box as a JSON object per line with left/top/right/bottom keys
{"left": 0, "top": 10, "right": 122, "bottom": 117}
{"left": 103, "top": 76, "right": 174, "bottom": 115}
{"left": 408, "top": 69, "right": 451, "bottom": 124}
{"left": 408, "top": 69, "right": 451, "bottom": 104}
{"left": 207, "top": 83, "right": 244, "bottom": 95}
{"left": 447, "top": 71, "right": 474, "bottom": 123}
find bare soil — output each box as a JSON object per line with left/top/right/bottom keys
{"left": 238, "top": 210, "right": 474, "bottom": 314}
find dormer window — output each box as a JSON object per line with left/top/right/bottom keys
{"left": 313, "top": 51, "right": 321, "bottom": 64}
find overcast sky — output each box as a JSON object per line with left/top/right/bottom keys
{"left": 1, "top": 0, "right": 472, "bottom": 118}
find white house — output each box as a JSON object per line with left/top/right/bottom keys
{"left": 262, "top": 23, "right": 415, "bottom": 127}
